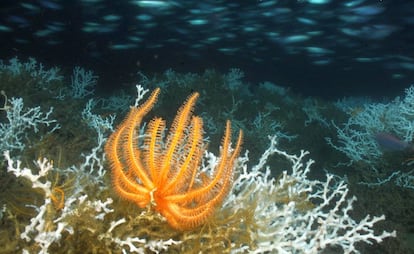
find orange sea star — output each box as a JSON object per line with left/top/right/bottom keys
{"left": 105, "top": 88, "right": 243, "bottom": 230}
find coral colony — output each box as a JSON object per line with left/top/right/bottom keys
{"left": 0, "top": 57, "right": 398, "bottom": 253}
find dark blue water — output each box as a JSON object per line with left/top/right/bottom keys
{"left": 1, "top": 0, "right": 413, "bottom": 99}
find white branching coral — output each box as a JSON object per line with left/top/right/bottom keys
{"left": 0, "top": 97, "right": 59, "bottom": 152}
{"left": 224, "top": 135, "right": 396, "bottom": 253}
{"left": 70, "top": 66, "right": 98, "bottom": 98}
{"left": 4, "top": 150, "right": 71, "bottom": 254}
{"left": 3, "top": 149, "right": 182, "bottom": 254}
{"left": 328, "top": 85, "right": 414, "bottom": 166}
{"left": 0, "top": 57, "right": 63, "bottom": 84}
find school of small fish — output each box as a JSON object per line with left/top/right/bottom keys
{"left": 1, "top": 0, "right": 413, "bottom": 83}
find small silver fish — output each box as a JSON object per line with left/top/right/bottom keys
{"left": 374, "top": 132, "right": 413, "bottom": 152}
